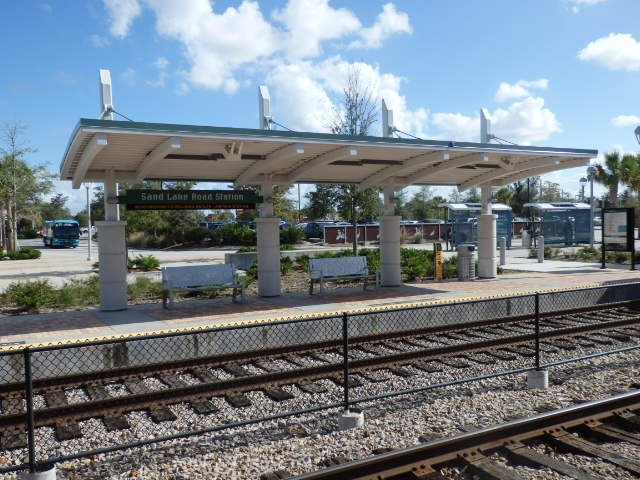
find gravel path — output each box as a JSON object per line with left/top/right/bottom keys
{"left": 0, "top": 347, "right": 630, "bottom": 480}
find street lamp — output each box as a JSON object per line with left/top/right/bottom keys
{"left": 587, "top": 166, "right": 596, "bottom": 246}
{"left": 635, "top": 125, "right": 640, "bottom": 145}
{"left": 579, "top": 177, "right": 587, "bottom": 202}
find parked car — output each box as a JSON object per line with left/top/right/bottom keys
{"left": 304, "top": 220, "right": 335, "bottom": 239}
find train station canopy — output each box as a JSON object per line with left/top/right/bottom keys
{"left": 61, "top": 118, "right": 597, "bottom": 190}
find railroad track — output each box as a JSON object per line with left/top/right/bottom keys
{"left": 1, "top": 302, "right": 639, "bottom": 448}
{"left": 286, "top": 389, "right": 640, "bottom": 480}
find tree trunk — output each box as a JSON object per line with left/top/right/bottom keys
{"left": 6, "top": 201, "right": 17, "bottom": 252}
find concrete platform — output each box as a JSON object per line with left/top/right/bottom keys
{"left": 1, "top": 255, "right": 638, "bottom": 347}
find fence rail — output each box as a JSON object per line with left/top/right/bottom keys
{"left": 1, "top": 281, "right": 639, "bottom": 474}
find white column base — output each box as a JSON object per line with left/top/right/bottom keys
{"left": 380, "top": 216, "right": 401, "bottom": 287}
{"left": 256, "top": 217, "right": 281, "bottom": 297}
{"left": 96, "top": 221, "right": 128, "bottom": 311}
{"left": 477, "top": 214, "right": 497, "bottom": 279}
{"left": 20, "top": 466, "right": 56, "bottom": 480}
{"left": 338, "top": 410, "right": 364, "bottom": 430}
{"left": 527, "top": 369, "right": 549, "bottom": 389}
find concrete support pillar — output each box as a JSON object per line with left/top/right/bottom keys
{"left": 380, "top": 215, "right": 401, "bottom": 286}
{"left": 338, "top": 410, "right": 364, "bottom": 430}
{"left": 478, "top": 184, "right": 496, "bottom": 278}
{"left": 527, "top": 369, "right": 549, "bottom": 389}
{"left": 256, "top": 180, "right": 280, "bottom": 297}
{"left": 96, "top": 220, "right": 128, "bottom": 311}
{"left": 98, "top": 174, "right": 128, "bottom": 311}
{"left": 256, "top": 217, "right": 280, "bottom": 297}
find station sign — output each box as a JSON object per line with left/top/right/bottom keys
{"left": 119, "top": 190, "right": 263, "bottom": 211}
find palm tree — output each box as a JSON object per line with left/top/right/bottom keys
{"left": 620, "top": 153, "right": 640, "bottom": 197}
{"left": 594, "top": 151, "right": 623, "bottom": 207}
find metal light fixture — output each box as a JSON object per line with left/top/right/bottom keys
{"left": 635, "top": 125, "right": 640, "bottom": 145}
{"left": 579, "top": 177, "right": 587, "bottom": 202}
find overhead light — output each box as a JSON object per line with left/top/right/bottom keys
{"left": 295, "top": 143, "right": 305, "bottom": 154}
{"left": 482, "top": 153, "right": 489, "bottom": 162}
{"left": 635, "top": 126, "right": 640, "bottom": 145}
{"left": 443, "top": 150, "right": 450, "bottom": 161}
{"left": 349, "top": 147, "right": 357, "bottom": 156}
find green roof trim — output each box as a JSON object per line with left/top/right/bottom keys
{"left": 74, "top": 118, "right": 598, "bottom": 155}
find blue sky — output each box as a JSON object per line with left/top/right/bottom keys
{"left": 2, "top": 0, "right": 640, "bottom": 213}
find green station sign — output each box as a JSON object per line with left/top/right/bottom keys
{"left": 119, "top": 190, "right": 263, "bottom": 210}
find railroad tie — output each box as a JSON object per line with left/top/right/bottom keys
{"left": 84, "top": 384, "right": 130, "bottom": 430}
{"left": 458, "top": 450, "right": 521, "bottom": 480}
{"left": 412, "top": 361, "right": 442, "bottom": 373}
{"left": 190, "top": 367, "right": 253, "bottom": 408}
{"left": 44, "top": 391, "right": 83, "bottom": 441}
{"left": 601, "top": 331, "right": 632, "bottom": 342}
{"left": 437, "top": 357, "right": 471, "bottom": 369}
{"left": 582, "top": 420, "right": 640, "bottom": 446}
{"left": 123, "top": 380, "right": 177, "bottom": 422}
{"left": 296, "top": 381, "right": 327, "bottom": 394}
{"left": 614, "top": 410, "right": 640, "bottom": 429}
{"left": 500, "top": 440, "right": 600, "bottom": 480}
{"left": 485, "top": 350, "right": 517, "bottom": 361}
{"left": 358, "top": 370, "right": 392, "bottom": 382}
{"left": 259, "top": 470, "right": 290, "bottom": 480}
{"left": 0, "top": 395, "right": 26, "bottom": 449}
{"left": 160, "top": 375, "right": 218, "bottom": 414}
{"left": 250, "top": 361, "right": 296, "bottom": 401}
{"left": 548, "top": 429, "right": 640, "bottom": 475}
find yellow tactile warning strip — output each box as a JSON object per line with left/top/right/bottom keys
{"left": 0, "top": 280, "right": 612, "bottom": 352}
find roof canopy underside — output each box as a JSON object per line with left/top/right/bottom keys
{"left": 61, "top": 119, "right": 597, "bottom": 191}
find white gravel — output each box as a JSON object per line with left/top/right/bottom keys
{"left": 1, "top": 340, "right": 638, "bottom": 479}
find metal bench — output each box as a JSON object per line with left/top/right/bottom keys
{"left": 162, "top": 264, "right": 245, "bottom": 308}
{"left": 309, "top": 256, "right": 379, "bottom": 294}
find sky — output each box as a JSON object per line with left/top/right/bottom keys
{"left": 2, "top": 0, "right": 640, "bottom": 214}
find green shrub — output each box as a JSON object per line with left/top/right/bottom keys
{"left": 236, "top": 246, "right": 257, "bottom": 253}
{"left": 128, "top": 276, "right": 163, "bottom": 300}
{"left": 129, "top": 254, "right": 160, "bottom": 271}
{"left": 528, "top": 246, "right": 556, "bottom": 259}
{"left": 18, "top": 229, "right": 39, "bottom": 239}
{"left": 7, "top": 247, "right": 41, "bottom": 260}
{"left": 3, "top": 280, "right": 55, "bottom": 311}
{"left": 56, "top": 276, "right": 100, "bottom": 307}
{"left": 280, "top": 226, "right": 305, "bottom": 244}
{"left": 576, "top": 245, "right": 600, "bottom": 262}
{"left": 211, "top": 224, "right": 256, "bottom": 246}
{"left": 443, "top": 256, "right": 458, "bottom": 279}
{"left": 606, "top": 250, "right": 630, "bottom": 264}
{"left": 183, "top": 226, "right": 210, "bottom": 243}
{"left": 296, "top": 254, "right": 310, "bottom": 272}
{"left": 281, "top": 256, "right": 294, "bottom": 275}
{"left": 412, "top": 233, "right": 424, "bottom": 244}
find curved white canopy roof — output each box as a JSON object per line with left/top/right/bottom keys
{"left": 60, "top": 119, "right": 597, "bottom": 191}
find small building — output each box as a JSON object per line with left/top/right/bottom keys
{"left": 524, "top": 202, "right": 591, "bottom": 246}
{"left": 440, "top": 203, "right": 513, "bottom": 248}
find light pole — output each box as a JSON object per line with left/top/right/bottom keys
{"left": 635, "top": 125, "right": 640, "bottom": 145}
{"left": 86, "top": 183, "right": 92, "bottom": 261}
{"left": 579, "top": 177, "right": 587, "bottom": 202}
{"left": 587, "top": 166, "right": 596, "bottom": 246}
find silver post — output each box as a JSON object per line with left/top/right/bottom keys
{"left": 589, "top": 173, "right": 595, "bottom": 246}
{"left": 499, "top": 236, "right": 506, "bottom": 266}
{"left": 86, "top": 184, "right": 92, "bottom": 261}
{"left": 537, "top": 236, "right": 544, "bottom": 263}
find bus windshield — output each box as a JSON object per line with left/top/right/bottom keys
{"left": 53, "top": 223, "right": 80, "bottom": 237}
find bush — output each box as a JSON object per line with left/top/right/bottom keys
{"left": 128, "top": 254, "right": 160, "bottom": 271}
{"left": 576, "top": 245, "right": 600, "bottom": 262}
{"left": 183, "top": 226, "right": 209, "bottom": 243}
{"left": 2, "top": 280, "right": 56, "bottom": 311}
{"left": 56, "top": 276, "right": 100, "bottom": 307}
{"left": 528, "top": 246, "right": 556, "bottom": 259}
{"left": 128, "top": 277, "right": 163, "bottom": 300}
{"left": 18, "top": 229, "right": 39, "bottom": 239}
{"left": 211, "top": 224, "right": 256, "bottom": 246}
{"left": 281, "top": 256, "right": 294, "bottom": 275}
{"left": 280, "top": 226, "right": 305, "bottom": 245}
{"left": 7, "top": 247, "right": 41, "bottom": 260}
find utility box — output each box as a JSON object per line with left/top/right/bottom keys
{"left": 457, "top": 244, "right": 476, "bottom": 280}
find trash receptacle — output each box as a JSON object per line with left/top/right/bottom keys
{"left": 457, "top": 244, "right": 476, "bottom": 280}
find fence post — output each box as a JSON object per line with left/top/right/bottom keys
{"left": 24, "top": 348, "right": 37, "bottom": 473}
{"left": 527, "top": 292, "right": 548, "bottom": 389}
{"left": 342, "top": 312, "right": 349, "bottom": 411}
{"left": 534, "top": 293, "right": 540, "bottom": 370}
{"left": 337, "top": 313, "right": 364, "bottom": 429}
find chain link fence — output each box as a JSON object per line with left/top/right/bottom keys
{"left": 1, "top": 282, "right": 639, "bottom": 474}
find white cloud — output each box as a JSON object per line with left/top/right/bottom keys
{"left": 104, "top": 0, "right": 141, "bottom": 38}
{"left": 578, "top": 33, "right": 640, "bottom": 71}
{"left": 565, "top": 0, "right": 608, "bottom": 13}
{"left": 146, "top": 57, "right": 170, "bottom": 88}
{"left": 145, "top": 0, "right": 280, "bottom": 93}
{"left": 102, "top": 1, "right": 413, "bottom": 94}
{"left": 90, "top": 34, "right": 110, "bottom": 47}
{"left": 119, "top": 68, "right": 137, "bottom": 87}
{"left": 611, "top": 115, "right": 640, "bottom": 127}
{"left": 273, "top": 0, "right": 360, "bottom": 58}
{"left": 266, "top": 57, "right": 428, "bottom": 137}
{"left": 349, "top": 3, "right": 412, "bottom": 49}
{"left": 495, "top": 78, "right": 548, "bottom": 102}
{"left": 430, "top": 96, "right": 561, "bottom": 145}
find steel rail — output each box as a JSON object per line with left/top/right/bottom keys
{"left": 0, "top": 314, "right": 638, "bottom": 433}
{"left": 289, "top": 389, "right": 640, "bottom": 480}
